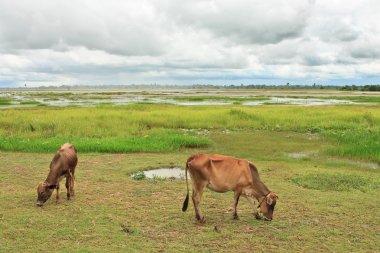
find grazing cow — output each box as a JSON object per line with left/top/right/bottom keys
{"left": 182, "top": 154, "right": 278, "bottom": 222}
{"left": 36, "top": 143, "right": 78, "bottom": 207}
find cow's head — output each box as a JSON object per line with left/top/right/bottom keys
{"left": 255, "top": 192, "right": 278, "bottom": 221}
{"left": 36, "top": 182, "right": 55, "bottom": 206}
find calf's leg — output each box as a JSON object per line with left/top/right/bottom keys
{"left": 56, "top": 184, "right": 60, "bottom": 202}
{"left": 69, "top": 171, "right": 75, "bottom": 197}
{"left": 65, "top": 175, "right": 71, "bottom": 200}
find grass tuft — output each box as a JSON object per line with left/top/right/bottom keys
{"left": 131, "top": 171, "right": 146, "bottom": 180}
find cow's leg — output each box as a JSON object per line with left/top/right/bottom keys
{"left": 56, "top": 184, "right": 60, "bottom": 203}
{"left": 65, "top": 175, "right": 71, "bottom": 200}
{"left": 232, "top": 190, "right": 241, "bottom": 220}
{"left": 243, "top": 195, "right": 258, "bottom": 216}
{"left": 192, "top": 181, "right": 207, "bottom": 223}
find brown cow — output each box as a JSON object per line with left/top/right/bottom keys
{"left": 182, "top": 154, "right": 278, "bottom": 222}
{"left": 36, "top": 143, "right": 78, "bottom": 206}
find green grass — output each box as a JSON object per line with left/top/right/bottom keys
{"left": 272, "top": 95, "right": 380, "bottom": 104}
{"left": 1, "top": 103, "right": 380, "bottom": 162}
{"left": 0, "top": 90, "right": 379, "bottom": 251}
{"left": 0, "top": 135, "right": 210, "bottom": 153}
{"left": 0, "top": 97, "right": 12, "bottom": 105}
{"left": 323, "top": 96, "right": 380, "bottom": 103}
{"left": 19, "top": 100, "right": 42, "bottom": 105}
{"left": 324, "top": 129, "right": 380, "bottom": 161}
{"left": 0, "top": 131, "right": 379, "bottom": 252}
{"left": 292, "top": 173, "right": 379, "bottom": 192}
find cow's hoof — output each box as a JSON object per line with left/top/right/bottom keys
{"left": 233, "top": 215, "right": 240, "bottom": 220}
{"left": 196, "top": 217, "right": 206, "bottom": 224}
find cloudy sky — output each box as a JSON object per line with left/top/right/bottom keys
{"left": 0, "top": 0, "right": 379, "bottom": 87}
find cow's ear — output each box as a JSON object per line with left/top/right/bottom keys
{"left": 48, "top": 184, "right": 56, "bottom": 189}
{"left": 266, "top": 195, "right": 274, "bottom": 205}
{"left": 271, "top": 193, "right": 278, "bottom": 200}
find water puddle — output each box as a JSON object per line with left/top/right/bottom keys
{"left": 361, "top": 162, "right": 379, "bottom": 170}
{"left": 0, "top": 93, "right": 359, "bottom": 108}
{"left": 244, "top": 97, "right": 354, "bottom": 106}
{"left": 287, "top": 151, "right": 317, "bottom": 159}
{"left": 288, "top": 152, "right": 310, "bottom": 159}
{"left": 131, "top": 168, "right": 185, "bottom": 180}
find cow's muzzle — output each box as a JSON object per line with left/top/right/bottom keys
{"left": 255, "top": 211, "right": 272, "bottom": 221}
{"left": 36, "top": 201, "right": 44, "bottom": 207}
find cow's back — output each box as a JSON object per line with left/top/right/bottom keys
{"left": 188, "top": 153, "right": 249, "bottom": 172}
{"left": 57, "top": 143, "right": 78, "bottom": 170}
{"left": 187, "top": 154, "right": 252, "bottom": 191}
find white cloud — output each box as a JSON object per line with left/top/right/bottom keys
{"left": 0, "top": 0, "right": 379, "bottom": 87}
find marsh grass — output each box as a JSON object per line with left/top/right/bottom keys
{"left": 291, "top": 173, "right": 379, "bottom": 192}
{"left": 0, "top": 135, "right": 210, "bottom": 153}
{"left": 322, "top": 96, "right": 380, "bottom": 103}
{"left": 172, "top": 96, "right": 269, "bottom": 102}
{"left": 19, "top": 100, "right": 42, "bottom": 105}
{"left": 0, "top": 97, "right": 12, "bottom": 105}
{"left": 323, "top": 129, "right": 380, "bottom": 161}
{"left": 1, "top": 90, "right": 379, "bottom": 252}
{"left": 0, "top": 103, "right": 379, "bottom": 161}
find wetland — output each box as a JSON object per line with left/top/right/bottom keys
{"left": 0, "top": 88, "right": 379, "bottom": 252}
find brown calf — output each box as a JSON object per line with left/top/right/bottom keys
{"left": 182, "top": 154, "right": 278, "bottom": 222}
{"left": 36, "top": 143, "right": 78, "bottom": 206}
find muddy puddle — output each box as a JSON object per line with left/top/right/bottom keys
{"left": 131, "top": 168, "right": 185, "bottom": 180}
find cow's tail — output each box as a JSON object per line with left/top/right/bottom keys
{"left": 182, "top": 160, "right": 190, "bottom": 212}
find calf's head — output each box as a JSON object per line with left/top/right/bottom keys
{"left": 36, "top": 182, "right": 55, "bottom": 206}
{"left": 256, "top": 192, "right": 278, "bottom": 221}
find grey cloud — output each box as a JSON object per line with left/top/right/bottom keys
{"left": 256, "top": 40, "right": 299, "bottom": 65}
{"left": 0, "top": 0, "right": 165, "bottom": 56}
{"left": 349, "top": 41, "right": 380, "bottom": 59}
{"left": 302, "top": 55, "right": 331, "bottom": 66}
{"left": 160, "top": 0, "right": 313, "bottom": 44}
{"left": 350, "top": 48, "right": 380, "bottom": 59}
{"left": 313, "top": 19, "right": 360, "bottom": 43}
{"left": 347, "top": 35, "right": 380, "bottom": 59}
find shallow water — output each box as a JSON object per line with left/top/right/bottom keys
{"left": 288, "top": 152, "right": 310, "bottom": 159}
{"left": 0, "top": 92, "right": 359, "bottom": 108}
{"left": 139, "top": 168, "right": 185, "bottom": 179}
{"left": 244, "top": 97, "right": 354, "bottom": 106}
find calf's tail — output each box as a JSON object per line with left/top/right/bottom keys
{"left": 182, "top": 161, "right": 190, "bottom": 212}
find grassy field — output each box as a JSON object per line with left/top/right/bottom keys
{"left": 0, "top": 91, "right": 379, "bottom": 252}
{"left": 0, "top": 103, "right": 379, "bottom": 161}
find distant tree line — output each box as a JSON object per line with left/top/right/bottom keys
{"left": 207, "top": 83, "right": 334, "bottom": 90}
{"left": 339, "top": 85, "right": 380, "bottom": 91}
{"left": 192, "top": 83, "right": 380, "bottom": 91}
{"left": 8, "top": 83, "right": 380, "bottom": 91}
